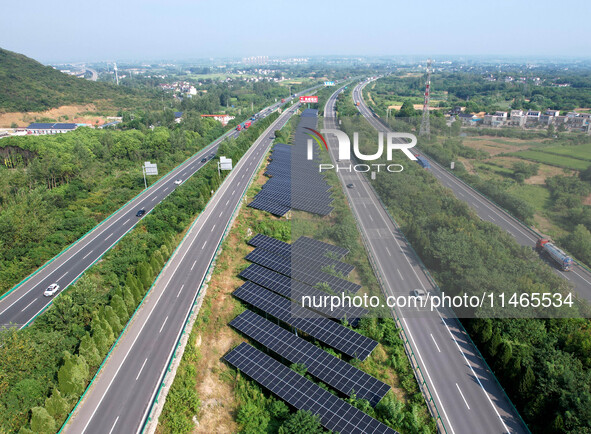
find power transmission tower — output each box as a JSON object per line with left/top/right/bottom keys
{"left": 114, "top": 62, "right": 119, "bottom": 86}
{"left": 420, "top": 59, "right": 432, "bottom": 137}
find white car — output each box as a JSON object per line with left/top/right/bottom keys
{"left": 173, "top": 179, "right": 183, "bottom": 185}
{"left": 44, "top": 283, "right": 60, "bottom": 297}
{"left": 410, "top": 289, "right": 427, "bottom": 300}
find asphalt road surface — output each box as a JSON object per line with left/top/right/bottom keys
{"left": 0, "top": 91, "right": 315, "bottom": 329}
{"left": 63, "top": 102, "right": 301, "bottom": 434}
{"left": 353, "top": 79, "right": 591, "bottom": 303}
{"left": 325, "top": 87, "right": 528, "bottom": 434}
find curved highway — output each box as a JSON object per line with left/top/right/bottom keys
{"left": 326, "top": 86, "right": 528, "bottom": 434}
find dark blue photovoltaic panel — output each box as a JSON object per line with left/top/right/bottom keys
{"left": 233, "top": 281, "right": 377, "bottom": 360}
{"left": 293, "top": 236, "right": 350, "bottom": 258}
{"left": 224, "top": 343, "right": 397, "bottom": 434}
{"left": 245, "top": 248, "right": 361, "bottom": 294}
{"left": 230, "top": 310, "right": 390, "bottom": 406}
{"left": 248, "top": 234, "right": 354, "bottom": 276}
{"left": 239, "top": 264, "right": 366, "bottom": 323}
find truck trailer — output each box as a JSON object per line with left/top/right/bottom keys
{"left": 415, "top": 155, "right": 431, "bottom": 169}
{"left": 536, "top": 238, "right": 573, "bottom": 271}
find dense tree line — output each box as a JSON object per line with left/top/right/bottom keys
{"left": 0, "top": 114, "right": 279, "bottom": 433}
{"left": 337, "top": 87, "right": 591, "bottom": 433}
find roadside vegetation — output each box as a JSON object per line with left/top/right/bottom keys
{"left": 158, "top": 109, "right": 436, "bottom": 434}
{"left": 0, "top": 115, "right": 278, "bottom": 433}
{"left": 338, "top": 86, "right": 591, "bottom": 433}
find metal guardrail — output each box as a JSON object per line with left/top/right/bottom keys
{"left": 57, "top": 112, "right": 285, "bottom": 433}
{"left": 141, "top": 110, "right": 294, "bottom": 432}
{"left": 353, "top": 83, "right": 531, "bottom": 433}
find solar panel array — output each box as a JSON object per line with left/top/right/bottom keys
{"left": 245, "top": 248, "right": 361, "bottom": 294}
{"left": 248, "top": 234, "right": 354, "bottom": 276}
{"left": 224, "top": 343, "right": 397, "bottom": 434}
{"left": 233, "top": 281, "right": 377, "bottom": 360}
{"left": 293, "top": 236, "right": 350, "bottom": 258}
{"left": 230, "top": 310, "right": 390, "bottom": 406}
{"left": 239, "top": 264, "right": 367, "bottom": 323}
{"left": 248, "top": 109, "right": 334, "bottom": 216}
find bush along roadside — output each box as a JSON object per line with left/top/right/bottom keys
{"left": 0, "top": 113, "right": 279, "bottom": 434}
{"left": 158, "top": 111, "right": 436, "bottom": 434}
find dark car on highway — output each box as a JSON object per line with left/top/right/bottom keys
{"left": 201, "top": 158, "right": 207, "bottom": 163}
{"left": 136, "top": 209, "right": 146, "bottom": 217}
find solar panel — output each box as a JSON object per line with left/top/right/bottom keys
{"left": 233, "top": 282, "right": 377, "bottom": 360}
{"left": 293, "top": 236, "right": 350, "bottom": 258}
{"left": 248, "top": 198, "right": 291, "bottom": 217}
{"left": 230, "top": 310, "right": 389, "bottom": 406}
{"left": 245, "top": 248, "right": 360, "bottom": 294}
{"left": 248, "top": 234, "right": 354, "bottom": 276}
{"left": 224, "top": 343, "right": 397, "bottom": 434}
{"left": 239, "top": 264, "right": 366, "bottom": 323}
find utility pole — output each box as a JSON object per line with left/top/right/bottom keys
{"left": 114, "top": 62, "right": 119, "bottom": 86}
{"left": 420, "top": 59, "right": 432, "bottom": 137}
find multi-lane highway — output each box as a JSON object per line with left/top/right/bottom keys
{"left": 0, "top": 92, "right": 312, "bottom": 329}
{"left": 63, "top": 103, "right": 301, "bottom": 433}
{"left": 353, "top": 79, "right": 591, "bottom": 302}
{"left": 325, "top": 87, "right": 528, "bottom": 433}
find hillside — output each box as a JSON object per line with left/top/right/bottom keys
{"left": 0, "top": 48, "right": 157, "bottom": 112}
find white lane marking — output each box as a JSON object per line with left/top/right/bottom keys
{"left": 108, "top": 416, "right": 119, "bottom": 434}
{"left": 232, "top": 189, "right": 235, "bottom": 195}
{"left": 123, "top": 218, "right": 130, "bottom": 225}
{"left": 105, "top": 233, "right": 113, "bottom": 240}
{"left": 241, "top": 174, "right": 245, "bottom": 179}
{"left": 226, "top": 200, "right": 229, "bottom": 206}
{"left": 369, "top": 214, "right": 373, "bottom": 222}
{"left": 58, "top": 272, "right": 68, "bottom": 281}
{"left": 219, "top": 211, "right": 223, "bottom": 218}
{"left": 177, "top": 284, "right": 184, "bottom": 298}
{"left": 430, "top": 333, "right": 441, "bottom": 352}
{"left": 385, "top": 247, "right": 392, "bottom": 256}
{"left": 159, "top": 316, "right": 168, "bottom": 333}
{"left": 151, "top": 196, "right": 157, "bottom": 201}
{"left": 558, "top": 270, "right": 570, "bottom": 280}
{"left": 164, "top": 187, "right": 169, "bottom": 192}
{"left": 21, "top": 299, "right": 37, "bottom": 312}
{"left": 573, "top": 269, "right": 591, "bottom": 286}
{"left": 202, "top": 241, "right": 207, "bottom": 249}
{"left": 191, "top": 260, "right": 197, "bottom": 271}
{"left": 82, "top": 250, "right": 94, "bottom": 260}
{"left": 456, "top": 383, "right": 470, "bottom": 409}
{"left": 135, "top": 358, "right": 148, "bottom": 381}
{"left": 488, "top": 214, "right": 496, "bottom": 222}
{"left": 211, "top": 224, "right": 216, "bottom": 232}
{"left": 363, "top": 203, "right": 367, "bottom": 209}
{"left": 76, "top": 111, "right": 292, "bottom": 433}
{"left": 396, "top": 269, "right": 404, "bottom": 281}
{"left": 441, "top": 316, "right": 509, "bottom": 432}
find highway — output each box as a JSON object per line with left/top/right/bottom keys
{"left": 0, "top": 92, "right": 312, "bottom": 329}
{"left": 353, "top": 79, "right": 591, "bottom": 302}
{"left": 63, "top": 103, "right": 301, "bottom": 434}
{"left": 324, "top": 87, "right": 528, "bottom": 433}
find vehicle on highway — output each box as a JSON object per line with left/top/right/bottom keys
{"left": 174, "top": 179, "right": 183, "bottom": 185}
{"left": 536, "top": 238, "right": 573, "bottom": 271}
{"left": 136, "top": 209, "right": 146, "bottom": 217}
{"left": 410, "top": 288, "right": 427, "bottom": 300}
{"left": 347, "top": 183, "right": 354, "bottom": 189}
{"left": 43, "top": 283, "right": 60, "bottom": 297}
{"left": 201, "top": 158, "right": 207, "bottom": 163}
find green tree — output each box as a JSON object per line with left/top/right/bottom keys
{"left": 110, "top": 294, "right": 130, "bottom": 323}
{"left": 103, "top": 305, "right": 123, "bottom": 335}
{"left": 44, "top": 388, "right": 68, "bottom": 421}
{"left": 78, "top": 332, "right": 102, "bottom": 368}
{"left": 30, "top": 407, "right": 56, "bottom": 434}
{"left": 57, "top": 352, "right": 89, "bottom": 396}
{"left": 236, "top": 401, "right": 269, "bottom": 433}
{"left": 398, "top": 100, "right": 416, "bottom": 118}
{"left": 278, "top": 410, "right": 324, "bottom": 434}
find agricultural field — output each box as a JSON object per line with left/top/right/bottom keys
{"left": 507, "top": 149, "right": 591, "bottom": 171}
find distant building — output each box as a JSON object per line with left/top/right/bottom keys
{"left": 448, "top": 106, "right": 463, "bottom": 116}
{"left": 539, "top": 109, "right": 561, "bottom": 126}
{"left": 510, "top": 110, "right": 526, "bottom": 127}
{"left": 525, "top": 110, "right": 541, "bottom": 126}
{"left": 26, "top": 122, "right": 78, "bottom": 135}
{"left": 459, "top": 113, "right": 479, "bottom": 126}
{"left": 483, "top": 111, "right": 508, "bottom": 127}
{"left": 200, "top": 114, "right": 235, "bottom": 126}
{"left": 174, "top": 112, "right": 183, "bottom": 123}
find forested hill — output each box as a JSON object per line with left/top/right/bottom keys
{"left": 0, "top": 48, "right": 156, "bottom": 112}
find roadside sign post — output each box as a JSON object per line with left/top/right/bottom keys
{"left": 218, "top": 157, "right": 233, "bottom": 178}
{"left": 143, "top": 162, "right": 158, "bottom": 189}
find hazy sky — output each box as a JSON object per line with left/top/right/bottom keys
{"left": 2, "top": 0, "right": 590, "bottom": 63}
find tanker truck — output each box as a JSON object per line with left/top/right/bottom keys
{"left": 536, "top": 238, "right": 573, "bottom": 271}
